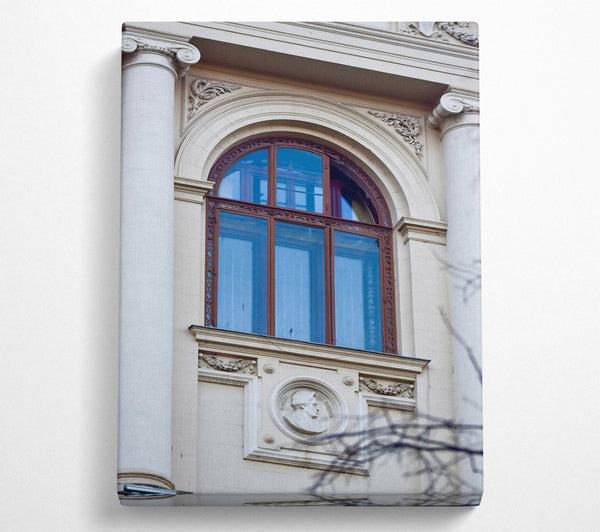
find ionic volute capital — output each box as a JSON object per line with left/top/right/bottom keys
{"left": 122, "top": 31, "right": 201, "bottom": 77}
{"left": 428, "top": 91, "right": 480, "bottom": 129}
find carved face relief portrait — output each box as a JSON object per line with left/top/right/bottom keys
{"left": 282, "top": 390, "right": 329, "bottom": 435}
{"left": 271, "top": 378, "right": 347, "bottom": 444}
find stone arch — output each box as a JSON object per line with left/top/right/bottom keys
{"left": 175, "top": 91, "right": 441, "bottom": 223}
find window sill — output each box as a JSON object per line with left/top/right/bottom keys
{"left": 188, "top": 325, "right": 429, "bottom": 376}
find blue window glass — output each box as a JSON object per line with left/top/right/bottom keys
{"left": 275, "top": 222, "right": 326, "bottom": 343}
{"left": 219, "top": 149, "right": 268, "bottom": 204}
{"left": 334, "top": 231, "right": 383, "bottom": 351}
{"left": 217, "top": 212, "right": 268, "bottom": 335}
{"left": 276, "top": 148, "right": 323, "bottom": 213}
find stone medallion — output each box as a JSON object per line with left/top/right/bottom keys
{"left": 270, "top": 377, "right": 347, "bottom": 445}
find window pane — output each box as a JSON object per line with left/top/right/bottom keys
{"left": 275, "top": 222, "right": 326, "bottom": 343}
{"left": 331, "top": 162, "right": 376, "bottom": 223}
{"left": 334, "top": 231, "right": 382, "bottom": 351}
{"left": 276, "top": 148, "right": 323, "bottom": 213}
{"left": 219, "top": 149, "right": 268, "bottom": 204}
{"left": 340, "top": 188, "right": 374, "bottom": 224}
{"left": 217, "top": 212, "right": 268, "bottom": 335}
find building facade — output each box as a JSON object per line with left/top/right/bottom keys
{"left": 118, "top": 21, "right": 481, "bottom": 505}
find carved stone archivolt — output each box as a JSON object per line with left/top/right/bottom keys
{"left": 188, "top": 78, "right": 241, "bottom": 119}
{"left": 368, "top": 111, "right": 424, "bottom": 160}
{"left": 359, "top": 377, "right": 414, "bottom": 398}
{"left": 198, "top": 353, "right": 256, "bottom": 374}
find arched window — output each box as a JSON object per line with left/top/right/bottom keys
{"left": 205, "top": 138, "right": 396, "bottom": 353}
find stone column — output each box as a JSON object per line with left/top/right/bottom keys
{"left": 119, "top": 31, "right": 200, "bottom": 492}
{"left": 429, "top": 91, "right": 482, "bottom": 499}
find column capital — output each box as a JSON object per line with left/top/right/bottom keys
{"left": 428, "top": 90, "right": 479, "bottom": 130}
{"left": 122, "top": 31, "right": 201, "bottom": 77}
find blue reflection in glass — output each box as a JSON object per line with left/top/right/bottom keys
{"left": 219, "top": 149, "right": 268, "bottom": 204}
{"left": 217, "top": 212, "right": 268, "bottom": 335}
{"left": 275, "top": 222, "right": 326, "bottom": 343}
{"left": 334, "top": 231, "right": 382, "bottom": 351}
{"left": 276, "top": 148, "right": 323, "bottom": 213}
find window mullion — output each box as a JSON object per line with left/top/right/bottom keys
{"left": 267, "top": 216, "right": 275, "bottom": 336}
{"left": 323, "top": 156, "right": 331, "bottom": 216}
{"left": 268, "top": 145, "right": 276, "bottom": 206}
{"left": 324, "top": 225, "right": 335, "bottom": 345}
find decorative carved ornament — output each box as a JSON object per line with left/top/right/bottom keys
{"left": 122, "top": 31, "right": 201, "bottom": 77}
{"left": 359, "top": 377, "right": 414, "bottom": 398}
{"left": 437, "top": 22, "right": 479, "bottom": 47}
{"left": 368, "top": 111, "right": 424, "bottom": 160}
{"left": 199, "top": 353, "right": 256, "bottom": 374}
{"left": 188, "top": 78, "right": 241, "bottom": 119}
{"left": 428, "top": 92, "right": 480, "bottom": 129}
{"left": 402, "top": 22, "right": 478, "bottom": 48}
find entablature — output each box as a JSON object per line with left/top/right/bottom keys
{"left": 124, "top": 21, "right": 478, "bottom": 104}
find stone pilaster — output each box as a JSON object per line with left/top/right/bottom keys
{"left": 119, "top": 31, "right": 200, "bottom": 494}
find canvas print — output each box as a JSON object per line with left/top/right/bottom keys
{"left": 118, "top": 21, "right": 481, "bottom": 506}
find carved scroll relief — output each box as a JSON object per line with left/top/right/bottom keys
{"left": 368, "top": 111, "right": 424, "bottom": 160}
{"left": 187, "top": 78, "right": 241, "bottom": 119}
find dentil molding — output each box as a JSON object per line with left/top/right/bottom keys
{"left": 122, "top": 31, "right": 201, "bottom": 77}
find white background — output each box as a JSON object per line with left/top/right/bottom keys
{"left": 1, "top": 1, "right": 599, "bottom": 530}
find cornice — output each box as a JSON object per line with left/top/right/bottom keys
{"left": 394, "top": 217, "right": 447, "bottom": 245}
{"left": 122, "top": 30, "right": 201, "bottom": 77}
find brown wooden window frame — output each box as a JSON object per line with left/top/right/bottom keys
{"left": 205, "top": 137, "right": 397, "bottom": 354}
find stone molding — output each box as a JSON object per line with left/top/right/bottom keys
{"left": 188, "top": 78, "right": 241, "bottom": 119}
{"left": 174, "top": 176, "right": 214, "bottom": 204}
{"left": 122, "top": 31, "right": 201, "bottom": 77}
{"left": 368, "top": 111, "right": 424, "bottom": 160}
{"left": 395, "top": 217, "right": 447, "bottom": 246}
{"left": 428, "top": 91, "right": 480, "bottom": 129}
{"left": 189, "top": 325, "right": 430, "bottom": 376}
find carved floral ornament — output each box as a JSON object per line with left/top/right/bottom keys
{"left": 188, "top": 78, "right": 241, "bottom": 119}
{"left": 401, "top": 22, "right": 478, "bottom": 47}
{"left": 199, "top": 353, "right": 256, "bottom": 374}
{"left": 359, "top": 377, "right": 414, "bottom": 398}
{"left": 368, "top": 111, "right": 424, "bottom": 160}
